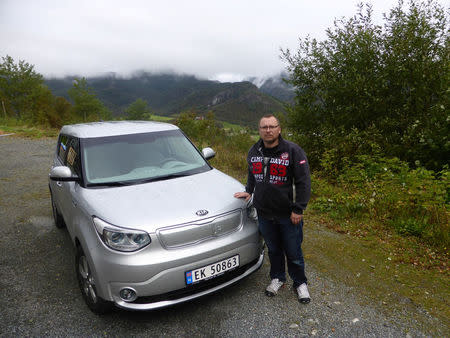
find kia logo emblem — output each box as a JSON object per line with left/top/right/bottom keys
{"left": 196, "top": 210, "right": 209, "bottom": 216}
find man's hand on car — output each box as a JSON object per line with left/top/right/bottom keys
{"left": 234, "top": 192, "right": 251, "bottom": 201}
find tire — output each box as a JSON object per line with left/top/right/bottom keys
{"left": 75, "top": 246, "right": 112, "bottom": 314}
{"left": 50, "top": 189, "right": 65, "bottom": 228}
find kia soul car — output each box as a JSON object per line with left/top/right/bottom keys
{"left": 49, "top": 121, "right": 263, "bottom": 313}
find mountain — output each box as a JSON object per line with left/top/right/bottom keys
{"left": 45, "top": 72, "right": 289, "bottom": 126}
{"left": 248, "top": 73, "right": 295, "bottom": 103}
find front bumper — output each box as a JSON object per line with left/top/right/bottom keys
{"left": 112, "top": 249, "right": 264, "bottom": 310}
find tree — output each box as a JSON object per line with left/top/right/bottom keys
{"left": 381, "top": 0, "right": 449, "bottom": 169}
{"left": 53, "top": 97, "right": 73, "bottom": 125}
{"left": 282, "top": 0, "right": 449, "bottom": 171}
{"left": 125, "top": 98, "right": 151, "bottom": 120}
{"left": 0, "top": 55, "right": 81, "bottom": 127}
{"left": 32, "top": 84, "right": 55, "bottom": 125}
{"left": 38, "top": 96, "right": 73, "bottom": 128}
{"left": 68, "top": 77, "right": 111, "bottom": 122}
{"left": 0, "top": 55, "right": 44, "bottom": 119}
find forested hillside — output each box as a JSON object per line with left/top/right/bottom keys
{"left": 249, "top": 73, "right": 295, "bottom": 102}
{"left": 45, "top": 73, "right": 287, "bottom": 126}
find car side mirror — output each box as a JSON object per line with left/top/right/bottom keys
{"left": 202, "top": 147, "right": 216, "bottom": 160}
{"left": 49, "top": 166, "right": 80, "bottom": 181}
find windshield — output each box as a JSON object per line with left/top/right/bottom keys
{"left": 81, "top": 129, "right": 211, "bottom": 186}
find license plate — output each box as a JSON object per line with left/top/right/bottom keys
{"left": 185, "top": 255, "right": 240, "bottom": 285}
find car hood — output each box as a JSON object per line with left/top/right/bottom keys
{"left": 78, "top": 169, "right": 247, "bottom": 232}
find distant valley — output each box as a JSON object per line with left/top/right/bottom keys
{"left": 45, "top": 72, "right": 294, "bottom": 126}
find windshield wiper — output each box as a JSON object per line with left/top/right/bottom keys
{"left": 134, "top": 172, "right": 191, "bottom": 184}
{"left": 87, "top": 173, "right": 191, "bottom": 187}
{"left": 86, "top": 181, "right": 134, "bottom": 187}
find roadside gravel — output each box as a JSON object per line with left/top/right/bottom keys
{"left": 0, "top": 136, "right": 445, "bottom": 337}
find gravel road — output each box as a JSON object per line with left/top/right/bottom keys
{"left": 0, "top": 136, "right": 442, "bottom": 337}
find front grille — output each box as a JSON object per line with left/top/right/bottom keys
{"left": 157, "top": 210, "right": 242, "bottom": 249}
{"left": 132, "top": 257, "right": 259, "bottom": 304}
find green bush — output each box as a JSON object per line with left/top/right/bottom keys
{"left": 313, "top": 153, "right": 449, "bottom": 248}
{"left": 283, "top": 0, "right": 449, "bottom": 172}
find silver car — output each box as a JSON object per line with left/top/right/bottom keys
{"left": 48, "top": 121, "right": 264, "bottom": 313}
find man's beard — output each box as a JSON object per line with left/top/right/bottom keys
{"left": 264, "top": 137, "right": 277, "bottom": 145}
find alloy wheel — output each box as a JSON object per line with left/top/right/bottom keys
{"left": 78, "top": 255, "right": 98, "bottom": 303}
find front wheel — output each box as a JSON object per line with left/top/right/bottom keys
{"left": 76, "top": 247, "right": 112, "bottom": 314}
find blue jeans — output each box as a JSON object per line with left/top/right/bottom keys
{"left": 258, "top": 215, "right": 307, "bottom": 287}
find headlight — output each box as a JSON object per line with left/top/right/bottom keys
{"left": 246, "top": 205, "right": 258, "bottom": 221}
{"left": 245, "top": 194, "right": 258, "bottom": 222}
{"left": 93, "top": 217, "right": 151, "bottom": 252}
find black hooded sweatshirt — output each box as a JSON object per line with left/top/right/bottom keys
{"left": 245, "top": 135, "right": 311, "bottom": 218}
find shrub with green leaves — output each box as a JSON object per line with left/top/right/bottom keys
{"left": 313, "top": 154, "right": 449, "bottom": 248}
{"left": 283, "top": 0, "right": 449, "bottom": 172}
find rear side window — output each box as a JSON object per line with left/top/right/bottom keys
{"left": 65, "top": 137, "right": 81, "bottom": 177}
{"left": 57, "top": 135, "right": 69, "bottom": 163}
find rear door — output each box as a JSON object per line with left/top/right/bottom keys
{"left": 51, "top": 135, "right": 82, "bottom": 232}
{"left": 50, "top": 134, "right": 69, "bottom": 218}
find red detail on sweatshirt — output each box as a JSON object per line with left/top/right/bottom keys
{"left": 252, "top": 162, "right": 262, "bottom": 174}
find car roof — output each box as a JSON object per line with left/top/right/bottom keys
{"left": 60, "top": 121, "right": 179, "bottom": 138}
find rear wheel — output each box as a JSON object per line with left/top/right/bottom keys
{"left": 50, "top": 189, "right": 65, "bottom": 228}
{"left": 76, "top": 247, "right": 112, "bottom": 314}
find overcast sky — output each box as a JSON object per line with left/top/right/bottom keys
{"left": 1, "top": 0, "right": 447, "bottom": 82}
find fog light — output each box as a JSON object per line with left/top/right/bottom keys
{"left": 119, "top": 288, "right": 137, "bottom": 302}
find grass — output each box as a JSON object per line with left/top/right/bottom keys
{"left": 148, "top": 114, "right": 175, "bottom": 122}
{"left": 0, "top": 122, "right": 59, "bottom": 138}
{"left": 221, "top": 121, "right": 248, "bottom": 133}
{"left": 304, "top": 215, "right": 449, "bottom": 334}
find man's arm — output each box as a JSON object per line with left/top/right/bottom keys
{"left": 234, "top": 155, "right": 254, "bottom": 201}
{"left": 245, "top": 163, "right": 256, "bottom": 194}
{"left": 291, "top": 146, "right": 311, "bottom": 215}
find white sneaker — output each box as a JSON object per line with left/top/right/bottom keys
{"left": 296, "top": 283, "right": 310, "bottom": 303}
{"left": 265, "top": 278, "right": 284, "bottom": 297}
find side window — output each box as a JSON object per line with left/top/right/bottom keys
{"left": 65, "top": 137, "right": 81, "bottom": 177}
{"left": 57, "top": 135, "right": 69, "bottom": 163}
